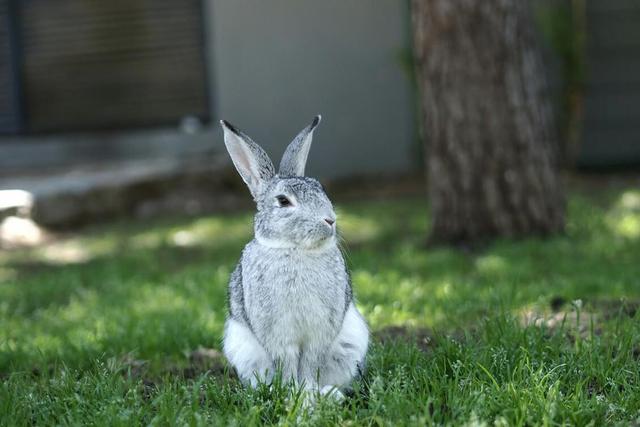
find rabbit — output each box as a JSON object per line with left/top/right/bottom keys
{"left": 220, "top": 116, "right": 368, "bottom": 398}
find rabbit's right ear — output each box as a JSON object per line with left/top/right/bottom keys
{"left": 279, "top": 115, "right": 321, "bottom": 177}
{"left": 220, "top": 120, "right": 275, "bottom": 199}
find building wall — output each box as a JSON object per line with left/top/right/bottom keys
{"left": 205, "top": 0, "right": 418, "bottom": 178}
{"left": 3, "top": 1, "right": 640, "bottom": 177}
{"left": 1, "top": 0, "right": 417, "bottom": 180}
{"left": 579, "top": 0, "right": 640, "bottom": 168}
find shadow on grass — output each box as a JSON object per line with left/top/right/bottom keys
{"left": 0, "top": 188, "right": 639, "bottom": 378}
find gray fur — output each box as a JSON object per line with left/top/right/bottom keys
{"left": 220, "top": 118, "right": 369, "bottom": 393}
{"left": 220, "top": 120, "right": 275, "bottom": 199}
{"left": 279, "top": 115, "right": 321, "bottom": 177}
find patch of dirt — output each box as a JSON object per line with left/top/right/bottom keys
{"left": 28, "top": 365, "right": 58, "bottom": 379}
{"left": 567, "top": 172, "right": 640, "bottom": 197}
{"left": 588, "top": 299, "right": 639, "bottom": 320}
{"left": 118, "top": 354, "right": 148, "bottom": 378}
{"left": 118, "top": 347, "right": 235, "bottom": 385}
{"left": 141, "top": 379, "right": 158, "bottom": 401}
{"left": 549, "top": 296, "right": 567, "bottom": 312}
{"left": 523, "top": 298, "right": 639, "bottom": 340}
{"left": 176, "top": 346, "right": 231, "bottom": 379}
{"left": 549, "top": 296, "right": 639, "bottom": 319}
{"left": 521, "top": 309, "right": 600, "bottom": 339}
{"left": 188, "top": 347, "right": 226, "bottom": 371}
{"left": 373, "top": 325, "right": 434, "bottom": 352}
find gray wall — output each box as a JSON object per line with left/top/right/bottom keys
{"left": 206, "top": 0, "right": 417, "bottom": 178}
{"left": 579, "top": 0, "right": 640, "bottom": 167}
{"left": 1, "top": 1, "right": 417, "bottom": 180}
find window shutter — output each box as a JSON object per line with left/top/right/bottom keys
{"left": 0, "top": 0, "right": 22, "bottom": 134}
{"left": 20, "top": 0, "right": 209, "bottom": 132}
{"left": 581, "top": 1, "right": 640, "bottom": 166}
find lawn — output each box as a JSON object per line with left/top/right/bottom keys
{"left": 1, "top": 183, "right": 639, "bottom": 425}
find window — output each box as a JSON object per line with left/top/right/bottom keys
{"left": 0, "top": 0, "right": 209, "bottom": 134}
{"left": 0, "top": 0, "right": 22, "bottom": 134}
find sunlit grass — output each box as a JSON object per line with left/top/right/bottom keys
{"left": 606, "top": 190, "right": 640, "bottom": 239}
{"left": 1, "top": 186, "right": 639, "bottom": 424}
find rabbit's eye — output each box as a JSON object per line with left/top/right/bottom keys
{"left": 276, "top": 195, "right": 292, "bottom": 207}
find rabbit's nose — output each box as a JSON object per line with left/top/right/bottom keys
{"left": 324, "top": 218, "right": 335, "bottom": 226}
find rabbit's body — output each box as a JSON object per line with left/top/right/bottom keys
{"left": 226, "top": 239, "right": 365, "bottom": 387}
{"left": 219, "top": 117, "right": 368, "bottom": 394}
{"left": 238, "top": 240, "right": 349, "bottom": 354}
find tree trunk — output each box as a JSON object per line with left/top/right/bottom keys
{"left": 411, "top": 0, "right": 565, "bottom": 245}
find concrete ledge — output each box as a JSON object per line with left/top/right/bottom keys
{"left": 0, "top": 154, "right": 248, "bottom": 228}
{"left": 0, "top": 126, "right": 220, "bottom": 174}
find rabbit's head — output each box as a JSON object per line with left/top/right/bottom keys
{"left": 220, "top": 116, "right": 336, "bottom": 250}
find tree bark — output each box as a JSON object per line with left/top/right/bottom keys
{"left": 411, "top": 0, "right": 565, "bottom": 245}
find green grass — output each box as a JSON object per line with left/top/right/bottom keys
{"left": 1, "top": 185, "right": 639, "bottom": 425}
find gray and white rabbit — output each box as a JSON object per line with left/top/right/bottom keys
{"left": 220, "top": 116, "right": 368, "bottom": 398}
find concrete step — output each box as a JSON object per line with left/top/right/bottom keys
{"left": 0, "top": 154, "right": 246, "bottom": 228}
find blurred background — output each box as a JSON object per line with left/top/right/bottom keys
{"left": 0, "top": 0, "right": 638, "bottom": 234}
{"left": 0, "top": 0, "right": 418, "bottom": 232}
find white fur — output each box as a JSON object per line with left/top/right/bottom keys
{"left": 319, "top": 303, "right": 369, "bottom": 388}
{"left": 255, "top": 233, "right": 337, "bottom": 252}
{"left": 223, "top": 318, "right": 273, "bottom": 386}
{"left": 224, "top": 302, "right": 368, "bottom": 390}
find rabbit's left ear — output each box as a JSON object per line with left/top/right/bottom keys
{"left": 278, "top": 115, "right": 321, "bottom": 177}
{"left": 220, "top": 120, "right": 275, "bottom": 199}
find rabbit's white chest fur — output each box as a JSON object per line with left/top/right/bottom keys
{"left": 241, "top": 240, "right": 349, "bottom": 354}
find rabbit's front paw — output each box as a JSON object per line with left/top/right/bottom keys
{"left": 319, "top": 385, "right": 345, "bottom": 402}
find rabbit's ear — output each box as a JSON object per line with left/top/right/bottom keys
{"left": 220, "top": 120, "right": 275, "bottom": 198}
{"left": 279, "top": 115, "right": 321, "bottom": 177}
